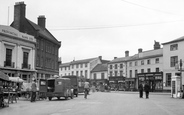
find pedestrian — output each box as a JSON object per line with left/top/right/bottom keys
{"left": 138, "top": 83, "right": 143, "bottom": 98}
{"left": 84, "top": 81, "right": 90, "bottom": 99}
{"left": 144, "top": 82, "right": 150, "bottom": 99}
{"left": 30, "top": 80, "right": 37, "bottom": 102}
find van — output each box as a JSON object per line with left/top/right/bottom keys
{"left": 47, "top": 78, "right": 73, "bottom": 101}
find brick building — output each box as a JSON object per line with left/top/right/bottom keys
{"left": 11, "top": 2, "right": 61, "bottom": 80}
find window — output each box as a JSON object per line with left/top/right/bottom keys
{"left": 23, "top": 52, "right": 29, "bottom": 68}
{"left": 135, "top": 61, "right": 137, "bottom": 66}
{"left": 141, "top": 60, "right": 144, "bottom": 65}
{"left": 94, "top": 73, "right": 96, "bottom": 79}
{"left": 80, "top": 71, "right": 83, "bottom": 76}
{"left": 76, "top": 64, "right": 79, "bottom": 68}
{"left": 80, "top": 64, "right": 83, "bottom": 68}
{"left": 166, "top": 73, "right": 171, "bottom": 86}
{"left": 129, "top": 70, "right": 132, "bottom": 78}
{"left": 120, "top": 64, "right": 123, "bottom": 68}
{"left": 147, "top": 59, "right": 150, "bottom": 64}
{"left": 129, "top": 62, "right": 132, "bottom": 67}
{"left": 110, "top": 71, "right": 113, "bottom": 76}
{"left": 85, "top": 70, "right": 87, "bottom": 78}
{"left": 135, "top": 70, "right": 137, "bottom": 78}
{"left": 120, "top": 71, "right": 123, "bottom": 76}
{"left": 72, "top": 71, "right": 74, "bottom": 75}
{"left": 115, "top": 64, "right": 117, "bottom": 69}
{"left": 155, "top": 58, "right": 159, "bottom": 63}
{"left": 101, "top": 73, "right": 104, "bottom": 79}
{"left": 76, "top": 71, "right": 78, "bottom": 76}
{"left": 85, "top": 63, "right": 88, "bottom": 67}
{"left": 170, "top": 44, "right": 178, "bottom": 51}
{"left": 156, "top": 68, "right": 159, "bottom": 72}
{"left": 170, "top": 56, "right": 178, "bottom": 67}
{"left": 115, "top": 71, "right": 118, "bottom": 76}
{"left": 147, "top": 68, "right": 151, "bottom": 73}
{"left": 5, "top": 48, "right": 12, "bottom": 66}
{"left": 141, "top": 69, "right": 144, "bottom": 73}
{"left": 110, "top": 65, "right": 113, "bottom": 69}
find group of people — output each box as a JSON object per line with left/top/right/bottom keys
{"left": 138, "top": 82, "right": 150, "bottom": 99}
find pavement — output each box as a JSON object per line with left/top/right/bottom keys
{"left": 1, "top": 91, "right": 184, "bottom": 115}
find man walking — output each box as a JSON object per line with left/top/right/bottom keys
{"left": 138, "top": 83, "right": 143, "bottom": 98}
{"left": 31, "top": 80, "right": 37, "bottom": 102}
{"left": 144, "top": 82, "right": 150, "bottom": 99}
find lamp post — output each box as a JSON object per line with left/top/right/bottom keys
{"left": 179, "top": 59, "right": 183, "bottom": 98}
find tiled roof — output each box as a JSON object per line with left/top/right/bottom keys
{"left": 70, "top": 57, "right": 98, "bottom": 65}
{"left": 108, "top": 49, "right": 163, "bottom": 63}
{"left": 162, "top": 36, "right": 184, "bottom": 45}
{"left": 91, "top": 63, "right": 108, "bottom": 72}
{"left": 59, "top": 62, "right": 70, "bottom": 67}
{"left": 26, "top": 19, "right": 61, "bottom": 46}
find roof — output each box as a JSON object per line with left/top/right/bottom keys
{"left": 26, "top": 19, "right": 61, "bottom": 46}
{"left": 108, "top": 49, "right": 163, "bottom": 64}
{"left": 70, "top": 57, "right": 98, "bottom": 65}
{"left": 59, "top": 62, "right": 70, "bottom": 67}
{"left": 91, "top": 63, "right": 108, "bottom": 72}
{"left": 162, "top": 36, "right": 184, "bottom": 45}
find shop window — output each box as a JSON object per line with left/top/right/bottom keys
{"left": 170, "top": 56, "right": 178, "bottom": 67}
{"left": 166, "top": 73, "right": 171, "bottom": 87}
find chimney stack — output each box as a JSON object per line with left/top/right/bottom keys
{"left": 154, "top": 40, "right": 160, "bottom": 50}
{"left": 114, "top": 57, "right": 117, "bottom": 59}
{"left": 138, "top": 48, "right": 143, "bottom": 53}
{"left": 99, "top": 56, "right": 102, "bottom": 60}
{"left": 38, "top": 15, "right": 46, "bottom": 28}
{"left": 125, "top": 51, "right": 129, "bottom": 57}
{"left": 13, "top": 2, "right": 26, "bottom": 32}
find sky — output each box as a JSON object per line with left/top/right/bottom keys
{"left": 1, "top": 0, "right": 184, "bottom": 63}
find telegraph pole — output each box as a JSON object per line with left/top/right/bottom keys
{"left": 180, "top": 59, "right": 183, "bottom": 98}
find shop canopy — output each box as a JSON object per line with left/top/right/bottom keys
{"left": 0, "top": 71, "right": 9, "bottom": 81}
{"left": 9, "top": 77, "right": 24, "bottom": 83}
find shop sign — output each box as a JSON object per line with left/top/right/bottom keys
{"left": 0, "top": 26, "right": 36, "bottom": 42}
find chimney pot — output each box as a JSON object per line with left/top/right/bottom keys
{"left": 138, "top": 48, "right": 143, "bottom": 53}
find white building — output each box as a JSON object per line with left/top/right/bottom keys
{"left": 162, "top": 36, "right": 184, "bottom": 91}
{"left": 0, "top": 25, "right": 36, "bottom": 82}
{"left": 59, "top": 56, "right": 103, "bottom": 80}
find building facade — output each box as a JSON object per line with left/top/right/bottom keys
{"left": 162, "top": 36, "right": 184, "bottom": 91}
{"left": 91, "top": 63, "right": 109, "bottom": 85}
{"left": 10, "top": 2, "right": 61, "bottom": 80}
{"left": 0, "top": 25, "right": 36, "bottom": 82}
{"left": 59, "top": 56, "right": 103, "bottom": 80}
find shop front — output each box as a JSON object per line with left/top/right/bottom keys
{"left": 125, "top": 78, "right": 136, "bottom": 91}
{"left": 109, "top": 76, "right": 125, "bottom": 91}
{"left": 137, "top": 72, "right": 163, "bottom": 92}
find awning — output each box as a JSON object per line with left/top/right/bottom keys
{"left": 9, "top": 77, "right": 24, "bottom": 82}
{"left": 0, "top": 71, "right": 9, "bottom": 81}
